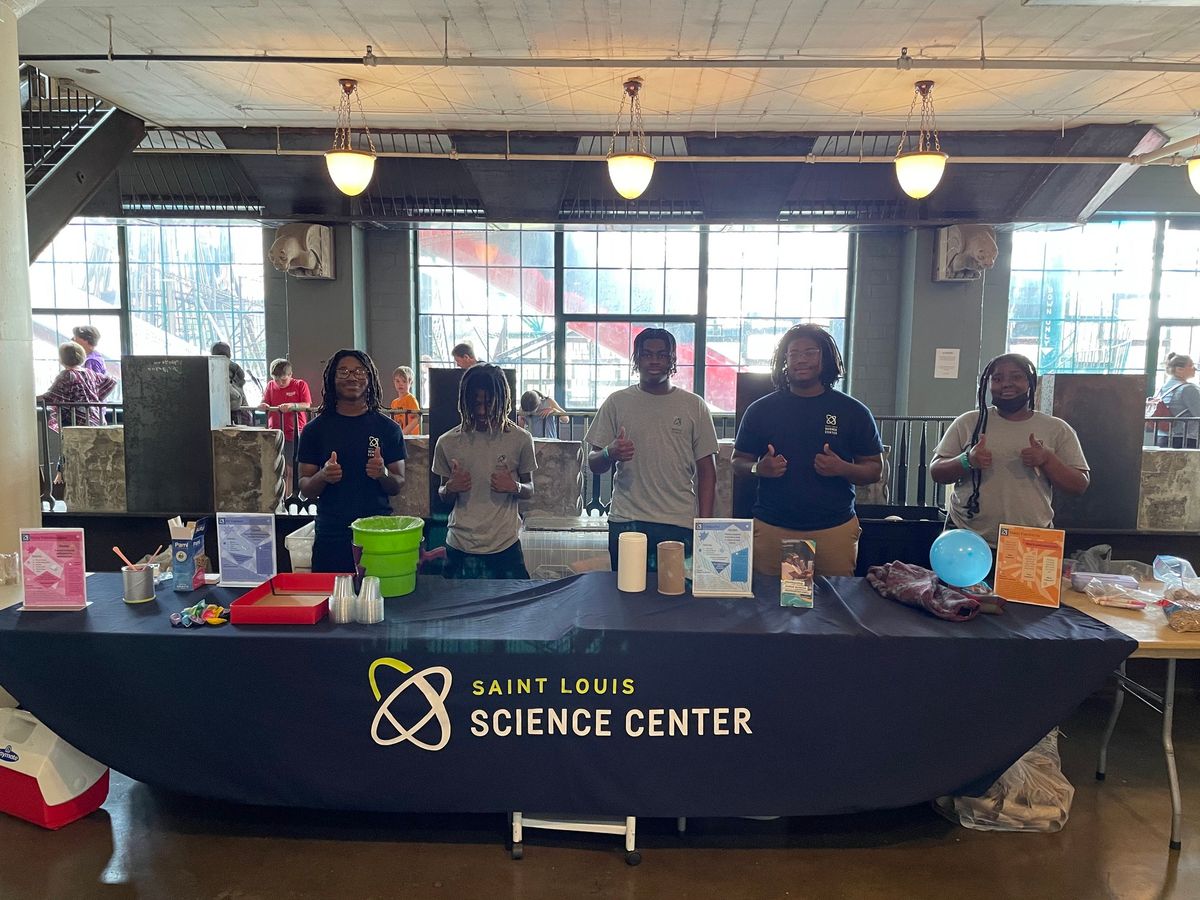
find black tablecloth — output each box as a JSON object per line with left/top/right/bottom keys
{"left": 0, "top": 572, "right": 1134, "bottom": 817}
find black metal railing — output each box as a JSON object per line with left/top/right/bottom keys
{"left": 1145, "top": 416, "right": 1200, "bottom": 449}
{"left": 22, "top": 65, "right": 107, "bottom": 186}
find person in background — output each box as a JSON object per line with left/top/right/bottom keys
{"left": 732, "top": 324, "right": 883, "bottom": 578}
{"left": 518, "top": 388, "right": 569, "bottom": 439}
{"left": 931, "top": 353, "right": 1090, "bottom": 547}
{"left": 259, "top": 358, "right": 312, "bottom": 488}
{"left": 297, "top": 350, "right": 406, "bottom": 573}
{"left": 586, "top": 327, "right": 718, "bottom": 572}
{"left": 390, "top": 365, "right": 421, "bottom": 435}
{"left": 432, "top": 364, "right": 536, "bottom": 579}
{"left": 72, "top": 324, "right": 114, "bottom": 422}
{"left": 1154, "top": 352, "right": 1200, "bottom": 449}
{"left": 451, "top": 343, "right": 478, "bottom": 370}
{"left": 39, "top": 341, "right": 117, "bottom": 498}
{"left": 211, "top": 341, "right": 250, "bottom": 425}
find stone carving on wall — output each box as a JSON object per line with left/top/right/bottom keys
{"left": 521, "top": 439, "right": 587, "bottom": 519}
{"left": 62, "top": 426, "right": 126, "bottom": 513}
{"left": 212, "top": 428, "right": 285, "bottom": 513}
{"left": 390, "top": 436, "right": 430, "bottom": 517}
{"left": 268, "top": 223, "right": 334, "bottom": 279}
{"left": 934, "top": 225, "right": 998, "bottom": 282}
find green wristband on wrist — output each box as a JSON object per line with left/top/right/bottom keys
{"left": 603, "top": 446, "right": 611, "bottom": 461}
{"left": 959, "top": 451, "right": 972, "bottom": 471}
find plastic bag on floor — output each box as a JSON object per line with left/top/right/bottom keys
{"left": 935, "top": 730, "right": 1074, "bottom": 833}
{"left": 1070, "top": 544, "right": 1154, "bottom": 581}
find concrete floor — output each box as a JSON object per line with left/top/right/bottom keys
{"left": 1, "top": 685, "right": 1198, "bottom": 900}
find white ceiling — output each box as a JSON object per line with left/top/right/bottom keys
{"left": 17, "top": 0, "right": 1200, "bottom": 137}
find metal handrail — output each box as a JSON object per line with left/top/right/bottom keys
{"left": 22, "top": 65, "right": 107, "bottom": 184}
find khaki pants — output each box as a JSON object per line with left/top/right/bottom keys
{"left": 753, "top": 516, "right": 862, "bottom": 578}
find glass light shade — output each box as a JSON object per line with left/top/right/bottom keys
{"left": 325, "top": 149, "right": 376, "bottom": 197}
{"left": 607, "top": 152, "right": 656, "bottom": 200}
{"left": 1189, "top": 157, "right": 1200, "bottom": 196}
{"left": 894, "top": 150, "right": 948, "bottom": 200}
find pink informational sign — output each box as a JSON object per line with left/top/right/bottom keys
{"left": 19, "top": 528, "right": 87, "bottom": 610}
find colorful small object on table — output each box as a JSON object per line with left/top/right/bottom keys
{"left": 170, "top": 602, "right": 228, "bottom": 628}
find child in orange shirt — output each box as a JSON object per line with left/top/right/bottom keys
{"left": 390, "top": 365, "right": 420, "bottom": 435}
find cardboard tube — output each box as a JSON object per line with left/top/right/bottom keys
{"left": 616, "top": 531, "right": 648, "bottom": 592}
{"left": 657, "top": 541, "right": 685, "bottom": 595}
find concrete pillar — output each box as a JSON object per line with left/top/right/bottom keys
{"left": 0, "top": 3, "right": 42, "bottom": 559}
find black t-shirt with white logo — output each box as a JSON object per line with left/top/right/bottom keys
{"left": 734, "top": 388, "right": 883, "bottom": 531}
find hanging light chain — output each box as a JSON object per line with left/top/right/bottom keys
{"left": 896, "top": 80, "right": 940, "bottom": 156}
{"left": 609, "top": 78, "right": 648, "bottom": 156}
{"left": 331, "top": 80, "right": 376, "bottom": 154}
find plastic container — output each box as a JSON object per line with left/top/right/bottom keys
{"left": 377, "top": 571, "right": 417, "bottom": 598}
{"left": 359, "top": 549, "right": 419, "bottom": 577}
{"left": 284, "top": 521, "right": 316, "bottom": 573}
{"left": 1070, "top": 572, "right": 1139, "bottom": 593}
{"left": 350, "top": 516, "right": 424, "bottom": 553}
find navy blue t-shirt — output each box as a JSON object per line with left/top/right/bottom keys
{"left": 734, "top": 388, "right": 883, "bottom": 531}
{"left": 297, "top": 408, "right": 406, "bottom": 532}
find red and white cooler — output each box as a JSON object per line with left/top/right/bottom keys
{"left": 0, "top": 708, "right": 109, "bottom": 829}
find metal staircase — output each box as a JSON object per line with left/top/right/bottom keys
{"left": 22, "top": 65, "right": 145, "bottom": 261}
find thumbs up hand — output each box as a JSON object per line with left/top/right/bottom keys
{"left": 445, "top": 458, "right": 472, "bottom": 494}
{"left": 322, "top": 451, "right": 343, "bottom": 484}
{"left": 1020, "top": 433, "right": 1050, "bottom": 469}
{"left": 608, "top": 426, "right": 636, "bottom": 463}
{"left": 366, "top": 444, "right": 386, "bottom": 479}
{"left": 813, "top": 442, "right": 846, "bottom": 478}
{"left": 756, "top": 443, "right": 788, "bottom": 478}
{"left": 968, "top": 434, "right": 992, "bottom": 470}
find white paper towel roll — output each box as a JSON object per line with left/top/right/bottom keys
{"left": 617, "top": 531, "right": 648, "bottom": 592}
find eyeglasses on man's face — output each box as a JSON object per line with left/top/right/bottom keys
{"left": 786, "top": 348, "right": 822, "bottom": 362}
{"left": 336, "top": 367, "right": 369, "bottom": 380}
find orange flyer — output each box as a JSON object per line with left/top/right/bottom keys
{"left": 993, "top": 524, "right": 1065, "bottom": 607}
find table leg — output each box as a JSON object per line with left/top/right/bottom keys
{"left": 1163, "top": 659, "right": 1182, "bottom": 851}
{"left": 1097, "top": 661, "right": 1126, "bottom": 781}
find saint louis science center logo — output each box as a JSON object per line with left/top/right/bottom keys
{"left": 369, "top": 657, "right": 453, "bottom": 751}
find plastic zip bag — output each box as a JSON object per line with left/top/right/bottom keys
{"left": 1154, "top": 556, "right": 1200, "bottom": 632}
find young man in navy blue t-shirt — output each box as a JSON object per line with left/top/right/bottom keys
{"left": 298, "top": 350, "right": 406, "bottom": 572}
{"left": 732, "top": 324, "right": 883, "bottom": 577}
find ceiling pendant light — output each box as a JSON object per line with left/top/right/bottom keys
{"left": 325, "top": 78, "right": 376, "bottom": 197}
{"left": 894, "top": 80, "right": 948, "bottom": 200}
{"left": 607, "top": 77, "right": 655, "bottom": 200}
{"left": 1188, "top": 156, "right": 1200, "bottom": 196}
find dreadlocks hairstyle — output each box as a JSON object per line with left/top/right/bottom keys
{"left": 458, "top": 363, "right": 514, "bottom": 433}
{"left": 771, "top": 324, "right": 845, "bottom": 390}
{"left": 631, "top": 327, "right": 678, "bottom": 376}
{"left": 962, "top": 352, "right": 1038, "bottom": 520}
{"left": 320, "top": 349, "right": 385, "bottom": 413}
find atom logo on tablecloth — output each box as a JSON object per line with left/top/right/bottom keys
{"left": 369, "top": 657, "right": 452, "bottom": 751}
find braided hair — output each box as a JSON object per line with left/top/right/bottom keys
{"left": 771, "top": 323, "right": 844, "bottom": 390}
{"left": 962, "top": 352, "right": 1038, "bottom": 519}
{"left": 631, "top": 327, "right": 678, "bottom": 376}
{"left": 320, "top": 349, "right": 385, "bottom": 413}
{"left": 458, "top": 363, "right": 514, "bottom": 433}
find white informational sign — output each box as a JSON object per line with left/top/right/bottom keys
{"left": 19, "top": 528, "right": 87, "bottom": 610}
{"left": 692, "top": 519, "right": 754, "bottom": 598}
{"left": 934, "top": 348, "right": 961, "bottom": 380}
{"left": 215, "top": 513, "right": 277, "bottom": 587}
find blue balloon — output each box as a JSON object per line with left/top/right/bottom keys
{"left": 929, "top": 529, "right": 993, "bottom": 587}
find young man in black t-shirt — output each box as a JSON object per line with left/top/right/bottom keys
{"left": 732, "top": 325, "right": 883, "bottom": 577}
{"left": 298, "top": 350, "right": 406, "bottom": 572}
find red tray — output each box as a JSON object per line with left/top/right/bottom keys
{"left": 229, "top": 573, "right": 341, "bottom": 625}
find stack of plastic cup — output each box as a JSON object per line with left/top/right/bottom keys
{"left": 330, "top": 574, "right": 356, "bottom": 624}
{"left": 351, "top": 516, "right": 424, "bottom": 598}
{"left": 355, "top": 575, "right": 385, "bottom": 625}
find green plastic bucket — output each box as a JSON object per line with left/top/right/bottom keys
{"left": 378, "top": 571, "right": 417, "bottom": 598}
{"left": 350, "top": 516, "right": 424, "bottom": 554}
{"left": 359, "top": 549, "right": 419, "bottom": 578}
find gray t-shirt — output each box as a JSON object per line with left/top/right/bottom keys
{"left": 432, "top": 426, "right": 537, "bottom": 554}
{"left": 933, "top": 408, "right": 1089, "bottom": 547}
{"left": 585, "top": 385, "right": 720, "bottom": 530}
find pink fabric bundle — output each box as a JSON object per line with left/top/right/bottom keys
{"left": 866, "top": 561, "right": 982, "bottom": 622}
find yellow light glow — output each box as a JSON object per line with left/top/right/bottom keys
{"left": 1189, "top": 157, "right": 1200, "bottom": 196}
{"left": 325, "top": 149, "right": 376, "bottom": 197}
{"left": 894, "top": 151, "right": 948, "bottom": 200}
{"left": 607, "top": 152, "right": 656, "bottom": 200}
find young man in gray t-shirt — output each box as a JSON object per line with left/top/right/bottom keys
{"left": 585, "top": 328, "right": 719, "bottom": 571}
{"left": 432, "top": 364, "right": 537, "bottom": 578}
